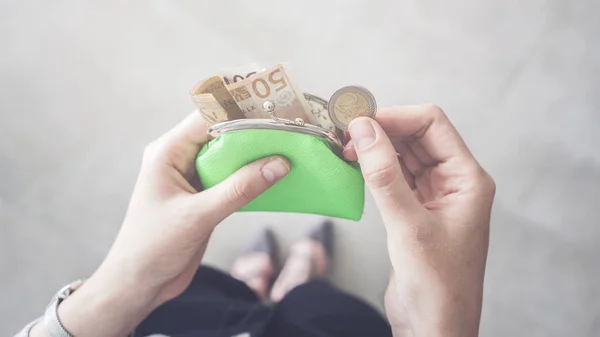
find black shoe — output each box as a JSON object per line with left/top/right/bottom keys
{"left": 242, "top": 227, "right": 279, "bottom": 263}
{"left": 307, "top": 219, "right": 334, "bottom": 258}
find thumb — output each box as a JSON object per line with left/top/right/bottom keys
{"left": 349, "top": 118, "right": 421, "bottom": 219}
{"left": 198, "top": 156, "right": 290, "bottom": 221}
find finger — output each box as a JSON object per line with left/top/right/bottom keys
{"left": 408, "top": 140, "right": 436, "bottom": 167}
{"left": 348, "top": 117, "right": 422, "bottom": 218}
{"left": 399, "top": 159, "right": 416, "bottom": 190}
{"left": 188, "top": 171, "right": 203, "bottom": 192}
{"left": 146, "top": 112, "right": 209, "bottom": 178}
{"left": 376, "top": 105, "right": 476, "bottom": 165}
{"left": 343, "top": 142, "right": 358, "bottom": 162}
{"left": 348, "top": 140, "right": 417, "bottom": 189}
{"left": 394, "top": 142, "right": 426, "bottom": 177}
{"left": 197, "top": 156, "right": 290, "bottom": 222}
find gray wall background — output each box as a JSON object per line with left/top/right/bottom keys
{"left": 1, "top": 0, "right": 599, "bottom": 335}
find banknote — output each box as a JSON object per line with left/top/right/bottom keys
{"left": 219, "top": 63, "right": 263, "bottom": 85}
{"left": 303, "top": 92, "right": 336, "bottom": 132}
{"left": 192, "top": 93, "right": 231, "bottom": 125}
{"left": 225, "top": 64, "right": 313, "bottom": 121}
{"left": 190, "top": 76, "right": 245, "bottom": 125}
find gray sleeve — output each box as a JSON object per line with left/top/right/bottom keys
{"left": 13, "top": 317, "right": 141, "bottom": 337}
{"left": 13, "top": 318, "right": 41, "bottom": 337}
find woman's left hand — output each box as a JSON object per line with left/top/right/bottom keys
{"left": 30, "top": 112, "right": 290, "bottom": 337}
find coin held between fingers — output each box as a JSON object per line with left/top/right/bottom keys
{"left": 327, "top": 86, "right": 377, "bottom": 130}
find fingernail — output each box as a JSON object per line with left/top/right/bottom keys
{"left": 349, "top": 118, "right": 376, "bottom": 150}
{"left": 261, "top": 157, "right": 290, "bottom": 184}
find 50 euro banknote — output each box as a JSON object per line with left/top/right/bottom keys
{"left": 225, "top": 63, "right": 314, "bottom": 122}
{"left": 190, "top": 64, "right": 318, "bottom": 126}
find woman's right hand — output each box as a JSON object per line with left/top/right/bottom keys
{"left": 345, "top": 105, "right": 496, "bottom": 337}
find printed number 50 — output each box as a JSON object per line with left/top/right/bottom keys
{"left": 252, "top": 69, "right": 288, "bottom": 99}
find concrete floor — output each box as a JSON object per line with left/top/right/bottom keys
{"left": 1, "top": 0, "right": 599, "bottom": 335}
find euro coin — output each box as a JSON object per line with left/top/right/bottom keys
{"left": 327, "top": 86, "right": 377, "bottom": 130}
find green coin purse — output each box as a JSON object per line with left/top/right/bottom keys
{"left": 196, "top": 118, "right": 365, "bottom": 220}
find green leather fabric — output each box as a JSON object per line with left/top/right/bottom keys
{"left": 196, "top": 129, "right": 365, "bottom": 220}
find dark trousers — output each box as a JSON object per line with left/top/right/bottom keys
{"left": 134, "top": 266, "right": 392, "bottom": 337}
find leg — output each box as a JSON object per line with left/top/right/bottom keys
{"left": 135, "top": 228, "right": 279, "bottom": 336}
{"left": 183, "top": 264, "right": 261, "bottom": 302}
{"left": 269, "top": 280, "right": 392, "bottom": 337}
{"left": 267, "top": 221, "right": 392, "bottom": 336}
{"left": 231, "top": 228, "right": 278, "bottom": 301}
{"left": 134, "top": 266, "right": 272, "bottom": 336}
{"left": 270, "top": 221, "right": 332, "bottom": 302}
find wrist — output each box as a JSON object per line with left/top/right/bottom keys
{"left": 386, "top": 281, "right": 481, "bottom": 337}
{"left": 412, "top": 295, "right": 482, "bottom": 337}
{"left": 55, "top": 266, "right": 160, "bottom": 337}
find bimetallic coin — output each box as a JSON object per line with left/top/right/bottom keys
{"left": 327, "top": 86, "right": 377, "bottom": 130}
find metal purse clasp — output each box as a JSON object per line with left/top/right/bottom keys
{"left": 262, "top": 100, "right": 307, "bottom": 127}
{"left": 207, "top": 101, "right": 344, "bottom": 157}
